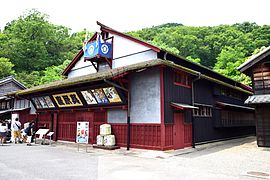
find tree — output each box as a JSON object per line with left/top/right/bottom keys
{"left": 15, "top": 71, "right": 41, "bottom": 88}
{"left": 214, "top": 46, "right": 251, "bottom": 84}
{"left": 2, "top": 9, "right": 83, "bottom": 72}
{"left": 0, "top": 58, "right": 16, "bottom": 79}
{"left": 39, "top": 59, "right": 71, "bottom": 85}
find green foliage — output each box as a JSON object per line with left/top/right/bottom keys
{"left": 2, "top": 9, "right": 83, "bottom": 72}
{"left": 15, "top": 71, "right": 41, "bottom": 88}
{"left": 1, "top": 9, "right": 270, "bottom": 87}
{"left": 130, "top": 22, "right": 270, "bottom": 85}
{"left": 39, "top": 59, "right": 71, "bottom": 85}
{"left": 0, "top": 58, "right": 16, "bottom": 79}
{"left": 186, "top": 56, "right": 201, "bottom": 64}
{"left": 213, "top": 46, "right": 251, "bottom": 84}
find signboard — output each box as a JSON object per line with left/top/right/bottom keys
{"left": 91, "top": 88, "right": 109, "bottom": 104}
{"left": 76, "top": 122, "right": 89, "bottom": 143}
{"left": 53, "top": 92, "right": 83, "bottom": 108}
{"left": 81, "top": 90, "right": 98, "bottom": 105}
{"left": 32, "top": 96, "right": 55, "bottom": 109}
{"left": 80, "top": 86, "right": 122, "bottom": 105}
{"left": 31, "top": 87, "right": 122, "bottom": 109}
{"left": 84, "top": 41, "right": 112, "bottom": 59}
{"left": 103, "top": 87, "right": 122, "bottom": 103}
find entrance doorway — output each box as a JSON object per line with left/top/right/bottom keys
{"left": 173, "top": 112, "right": 192, "bottom": 149}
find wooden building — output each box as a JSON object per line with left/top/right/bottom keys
{"left": 13, "top": 22, "right": 255, "bottom": 150}
{"left": 238, "top": 46, "right": 270, "bottom": 147}
{"left": 0, "top": 76, "right": 36, "bottom": 142}
{"left": 0, "top": 76, "right": 35, "bottom": 124}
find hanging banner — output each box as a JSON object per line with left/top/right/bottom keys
{"left": 76, "top": 122, "right": 89, "bottom": 144}
{"left": 84, "top": 41, "right": 112, "bottom": 59}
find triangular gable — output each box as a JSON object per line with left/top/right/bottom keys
{"left": 97, "top": 21, "right": 160, "bottom": 52}
{"left": 62, "top": 22, "right": 160, "bottom": 76}
{"left": 238, "top": 46, "right": 270, "bottom": 74}
{"left": 0, "top": 76, "right": 26, "bottom": 90}
{"left": 62, "top": 32, "right": 98, "bottom": 76}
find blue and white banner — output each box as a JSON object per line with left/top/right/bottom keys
{"left": 84, "top": 41, "right": 112, "bottom": 59}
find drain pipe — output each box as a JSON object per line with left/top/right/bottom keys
{"left": 191, "top": 73, "right": 201, "bottom": 148}
{"left": 104, "top": 79, "right": 131, "bottom": 150}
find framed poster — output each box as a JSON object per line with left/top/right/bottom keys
{"left": 91, "top": 89, "right": 109, "bottom": 104}
{"left": 43, "top": 96, "right": 55, "bottom": 108}
{"left": 38, "top": 97, "right": 48, "bottom": 108}
{"left": 32, "top": 97, "right": 42, "bottom": 109}
{"left": 103, "top": 87, "right": 122, "bottom": 103}
{"left": 76, "top": 122, "right": 89, "bottom": 144}
{"left": 81, "top": 90, "right": 97, "bottom": 105}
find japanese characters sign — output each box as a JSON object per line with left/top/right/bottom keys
{"left": 53, "top": 92, "right": 83, "bottom": 107}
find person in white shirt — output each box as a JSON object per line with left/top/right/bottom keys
{"left": 0, "top": 122, "right": 7, "bottom": 145}
{"left": 12, "top": 118, "right": 21, "bottom": 144}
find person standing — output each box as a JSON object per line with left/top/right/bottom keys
{"left": 0, "top": 122, "right": 7, "bottom": 145}
{"left": 13, "top": 118, "right": 21, "bottom": 144}
{"left": 25, "top": 120, "right": 35, "bottom": 146}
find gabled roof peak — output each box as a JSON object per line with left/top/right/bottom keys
{"left": 62, "top": 21, "right": 160, "bottom": 76}
{"left": 238, "top": 46, "right": 270, "bottom": 74}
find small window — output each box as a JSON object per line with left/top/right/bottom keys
{"left": 174, "top": 71, "right": 191, "bottom": 88}
{"left": 193, "top": 105, "right": 212, "bottom": 117}
{"left": 1, "top": 101, "right": 6, "bottom": 109}
{"left": 6, "top": 101, "right": 10, "bottom": 109}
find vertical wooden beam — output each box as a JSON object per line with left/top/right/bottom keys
{"left": 53, "top": 112, "right": 58, "bottom": 141}
{"left": 160, "top": 66, "right": 166, "bottom": 149}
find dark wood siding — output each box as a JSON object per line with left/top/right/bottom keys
{"left": 194, "top": 79, "right": 214, "bottom": 105}
{"left": 164, "top": 67, "right": 192, "bottom": 124}
{"left": 193, "top": 80, "right": 255, "bottom": 143}
{"left": 256, "top": 105, "right": 270, "bottom": 147}
{"left": 253, "top": 63, "right": 270, "bottom": 94}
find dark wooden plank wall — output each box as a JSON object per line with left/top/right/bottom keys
{"left": 193, "top": 79, "right": 255, "bottom": 143}
{"left": 253, "top": 62, "right": 270, "bottom": 94}
{"left": 255, "top": 105, "right": 270, "bottom": 147}
{"left": 164, "top": 67, "right": 192, "bottom": 124}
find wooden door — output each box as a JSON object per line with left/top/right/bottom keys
{"left": 174, "top": 112, "right": 185, "bottom": 149}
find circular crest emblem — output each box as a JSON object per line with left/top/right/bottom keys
{"left": 101, "top": 44, "right": 109, "bottom": 54}
{"left": 88, "top": 45, "right": 95, "bottom": 55}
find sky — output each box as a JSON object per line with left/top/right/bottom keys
{"left": 1, "top": 0, "right": 270, "bottom": 33}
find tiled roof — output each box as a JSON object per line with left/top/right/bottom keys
{"left": 245, "top": 94, "right": 270, "bottom": 104}
{"left": 11, "top": 59, "right": 253, "bottom": 97}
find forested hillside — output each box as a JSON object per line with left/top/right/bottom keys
{"left": 1, "top": 9, "right": 270, "bottom": 87}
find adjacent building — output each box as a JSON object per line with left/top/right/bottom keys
{"left": 238, "top": 46, "right": 270, "bottom": 147}
{"left": 12, "top": 22, "right": 255, "bottom": 150}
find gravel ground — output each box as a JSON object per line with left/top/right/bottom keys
{"left": 0, "top": 136, "right": 269, "bottom": 180}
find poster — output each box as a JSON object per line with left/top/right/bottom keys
{"left": 76, "top": 122, "right": 89, "bottom": 144}
{"left": 103, "top": 87, "right": 122, "bottom": 103}
{"left": 91, "top": 89, "right": 109, "bottom": 104}
{"left": 43, "top": 96, "right": 55, "bottom": 108}
{"left": 32, "top": 97, "right": 42, "bottom": 109}
{"left": 81, "top": 90, "right": 97, "bottom": 105}
{"left": 38, "top": 97, "right": 48, "bottom": 108}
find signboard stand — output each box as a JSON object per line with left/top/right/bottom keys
{"left": 76, "top": 122, "right": 89, "bottom": 152}
{"left": 77, "top": 144, "right": 88, "bottom": 152}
